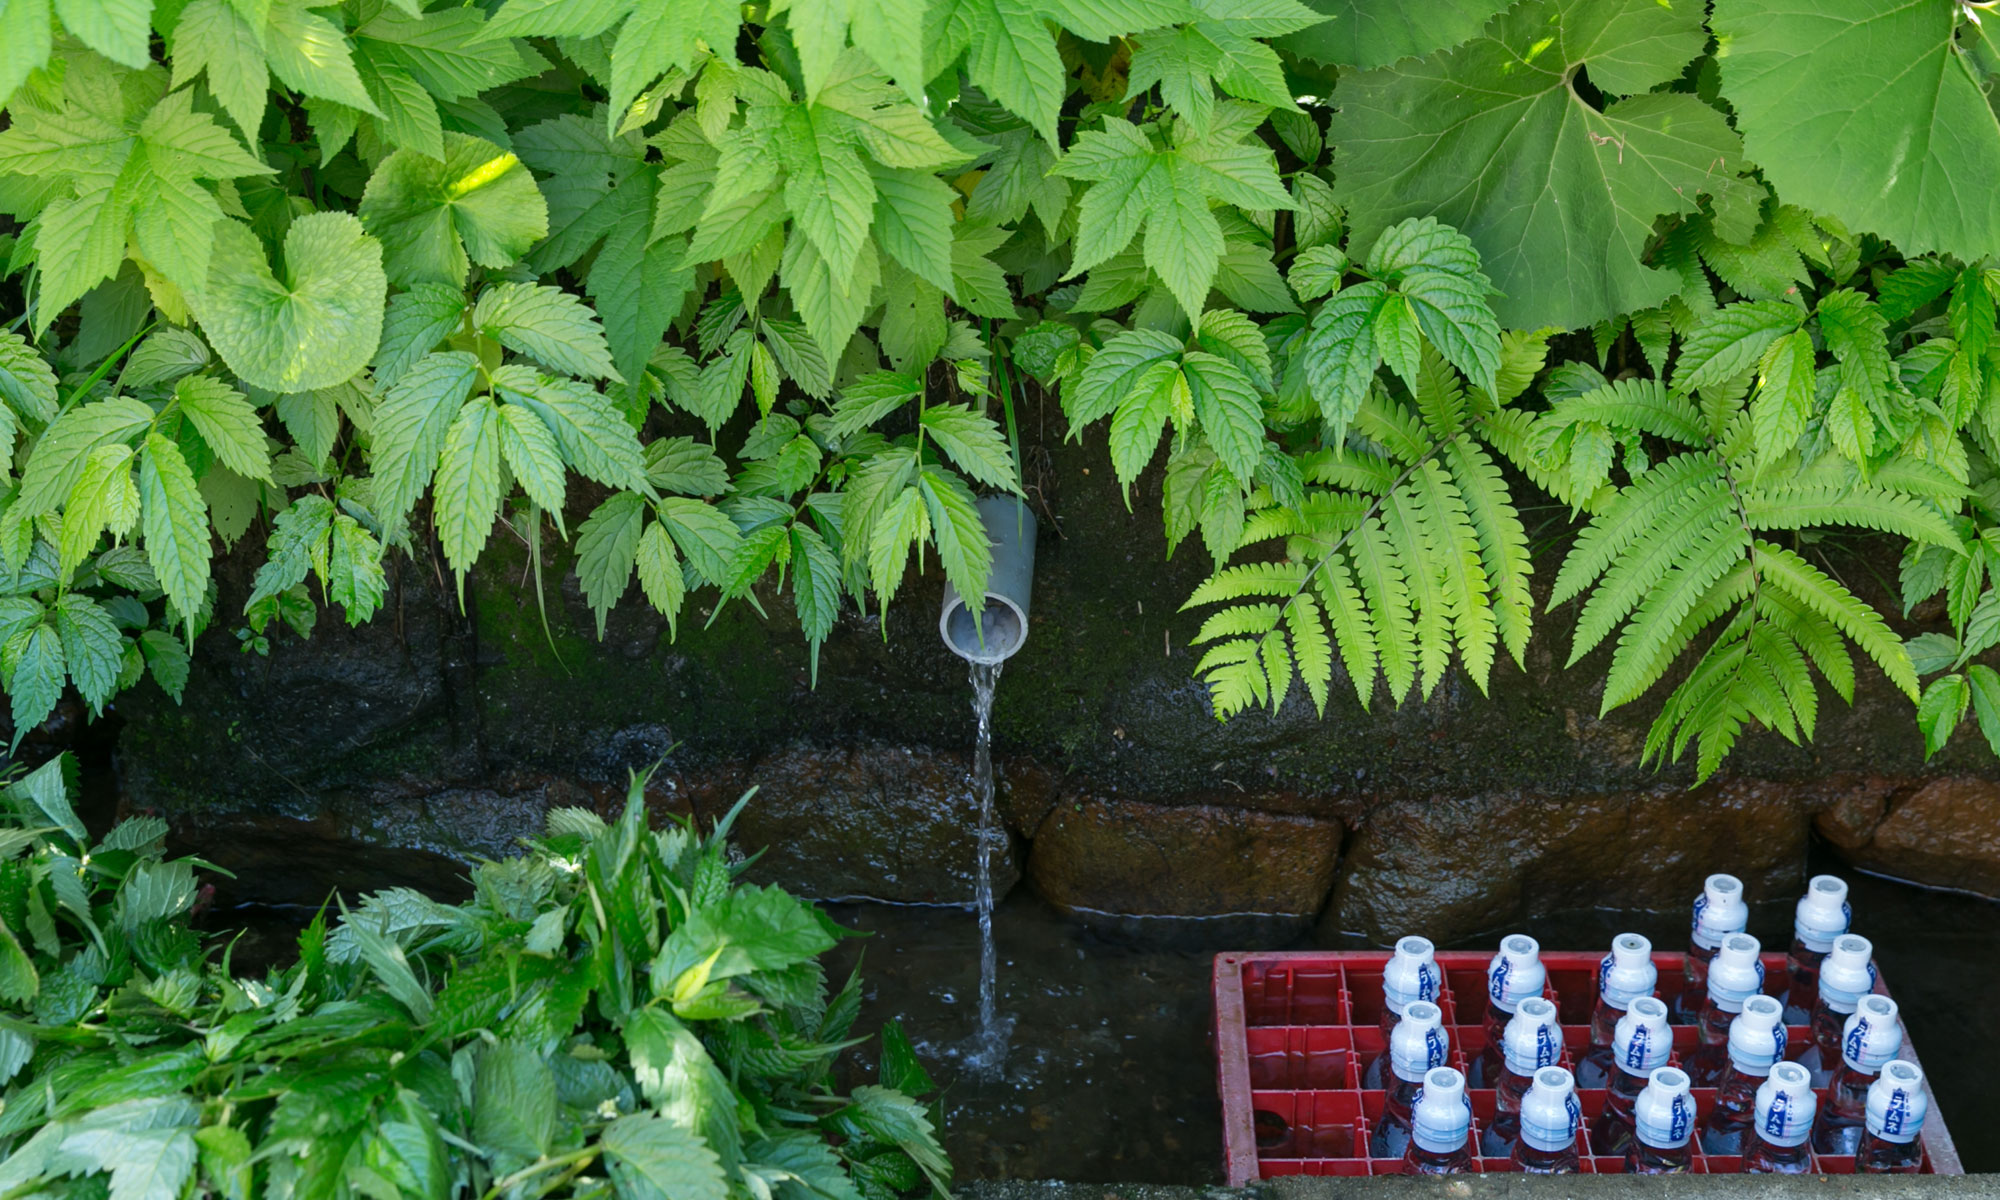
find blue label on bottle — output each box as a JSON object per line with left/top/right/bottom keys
{"left": 1691, "top": 893, "right": 1708, "bottom": 932}
{"left": 1753, "top": 959, "right": 1766, "bottom": 990}
{"left": 1844, "top": 1016, "right": 1870, "bottom": 1065}
{"left": 1764, "top": 1090, "right": 1792, "bottom": 1137}
{"left": 1769, "top": 1024, "right": 1787, "bottom": 1060}
{"left": 1425, "top": 1028, "right": 1447, "bottom": 1070}
{"left": 1670, "top": 1095, "right": 1692, "bottom": 1143}
{"left": 1623, "top": 1025, "right": 1652, "bottom": 1070}
{"left": 1420, "top": 965, "right": 1438, "bottom": 1002}
{"left": 1599, "top": 954, "right": 1613, "bottom": 993}
{"left": 1536, "top": 1024, "right": 1559, "bottom": 1069}
{"left": 1490, "top": 957, "right": 1511, "bottom": 1005}
{"left": 1884, "top": 1089, "right": 1910, "bottom": 1137}
{"left": 1566, "top": 1094, "right": 1582, "bottom": 1135}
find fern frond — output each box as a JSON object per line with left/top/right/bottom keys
{"left": 1568, "top": 478, "right": 1736, "bottom": 664}
{"left": 1741, "top": 484, "right": 1959, "bottom": 547}
{"left": 1542, "top": 378, "right": 1706, "bottom": 447}
{"left": 1191, "top": 603, "right": 1282, "bottom": 645}
{"left": 1750, "top": 620, "right": 1816, "bottom": 739}
{"left": 1602, "top": 525, "right": 1752, "bottom": 710}
{"left": 1288, "top": 593, "right": 1333, "bottom": 716}
{"left": 1413, "top": 458, "right": 1496, "bottom": 692}
{"left": 1785, "top": 452, "right": 1970, "bottom": 507}
{"left": 1184, "top": 561, "right": 1309, "bottom": 607}
{"left": 1274, "top": 492, "right": 1371, "bottom": 556}
{"left": 1197, "top": 637, "right": 1267, "bottom": 717}
{"left": 1261, "top": 627, "right": 1294, "bottom": 714}
{"left": 1351, "top": 514, "right": 1416, "bottom": 702}
{"left": 1647, "top": 616, "right": 1749, "bottom": 762}
{"left": 1477, "top": 409, "right": 1616, "bottom": 515}
{"left": 1383, "top": 487, "right": 1450, "bottom": 699}
{"left": 1353, "top": 389, "right": 1430, "bottom": 464}
{"left": 1755, "top": 541, "right": 1918, "bottom": 700}
{"left": 1412, "top": 347, "right": 1468, "bottom": 446}
{"left": 1757, "top": 588, "right": 1856, "bottom": 703}
{"left": 1300, "top": 447, "right": 1400, "bottom": 493}
{"left": 1444, "top": 436, "right": 1534, "bottom": 666}
{"left": 1548, "top": 454, "right": 1723, "bottom": 608}
{"left": 1613, "top": 559, "right": 1756, "bottom": 707}
{"left": 1316, "top": 552, "right": 1379, "bottom": 710}
{"left": 1737, "top": 645, "right": 1799, "bottom": 742}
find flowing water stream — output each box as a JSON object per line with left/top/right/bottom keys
{"left": 964, "top": 659, "right": 1011, "bottom": 1077}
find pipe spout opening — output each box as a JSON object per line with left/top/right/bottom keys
{"left": 939, "top": 495, "right": 1037, "bottom": 665}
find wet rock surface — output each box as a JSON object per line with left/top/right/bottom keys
{"left": 106, "top": 410, "right": 2000, "bottom": 925}
{"left": 1815, "top": 775, "right": 2000, "bottom": 896}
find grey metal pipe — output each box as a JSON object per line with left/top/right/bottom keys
{"left": 939, "top": 495, "right": 1037, "bottom": 664}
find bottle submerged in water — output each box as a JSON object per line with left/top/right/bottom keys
{"left": 1784, "top": 874, "right": 1852, "bottom": 1024}
{"left": 1797, "top": 934, "right": 1878, "bottom": 1086}
{"left": 1590, "top": 995, "right": 1671, "bottom": 1157}
{"left": 1403, "top": 1067, "right": 1474, "bottom": 1175}
{"left": 1675, "top": 873, "right": 1747, "bottom": 1024}
{"left": 1367, "top": 1000, "right": 1449, "bottom": 1159}
{"left": 1857, "top": 1060, "right": 1929, "bottom": 1174}
{"left": 1685, "top": 933, "right": 1765, "bottom": 1087}
{"left": 1626, "top": 1066, "right": 1696, "bottom": 1174}
{"left": 1471, "top": 935, "right": 1545, "bottom": 1087}
{"left": 1477, "top": 996, "right": 1561, "bottom": 1157}
{"left": 1699, "top": 994, "right": 1787, "bottom": 1155}
{"left": 1363, "top": 937, "right": 1442, "bottom": 1088}
{"left": 1512, "top": 1066, "right": 1582, "bottom": 1174}
{"left": 1814, "top": 994, "right": 1905, "bottom": 1155}
{"left": 1743, "top": 1061, "right": 1818, "bottom": 1174}
{"left": 1576, "top": 933, "right": 1656, "bottom": 1088}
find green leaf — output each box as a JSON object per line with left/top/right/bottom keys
{"left": 52, "top": 593, "right": 120, "bottom": 713}
{"left": 497, "top": 402, "right": 567, "bottom": 515}
{"left": 0, "top": 0, "right": 53, "bottom": 111}
{"left": 174, "top": 376, "right": 271, "bottom": 481}
{"left": 1182, "top": 351, "right": 1263, "bottom": 483}
{"left": 920, "top": 465, "right": 991, "bottom": 608}
{"left": 474, "top": 1041, "right": 557, "bottom": 1163}
{"left": 606, "top": 0, "right": 741, "bottom": 122}
{"left": 589, "top": 181, "right": 695, "bottom": 389}
{"left": 635, "top": 520, "right": 685, "bottom": 634}
{"left": 0, "top": 331, "right": 59, "bottom": 425}
{"left": 490, "top": 366, "right": 649, "bottom": 493}
{"left": 1750, "top": 328, "right": 1815, "bottom": 467}
{"left": 170, "top": 0, "right": 270, "bottom": 139}
{"left": 19, "top": 395, "right": 153, "bottom": 516}
{"left": 193, "top": 213, "right": 389, "bottom": 392}
{"left": 623, "top": 1009, "right": 741, "bottom": 1170}
{"left": 434, "top": 397, "right": 503, "bottom": 576}
{"left": 266, "top": 0, "right": 382, "bottom": 114}
{"left": 139, "top": 629, "right": 190, "bottom": 699}
{"left": 1108, "top": 360, "right": 1179, "bottom": 487}
{"left": 600, "top": 1114, "right": 729, "bottom": 1200}
{"left": 576, "top": 492, "right": 644, "bottom": 636}
{"left": 657, "top": 497, "right": 742, "bottom": 587}
{"left": 1279, "top": 0, "right": 1510, "bottom": 69}
{"left": 371, "top": 351, "right": 480, "bottom": 528}
{"left": 1331, "top": 0, "right": 1741, "bottom": 330}
{"left": 781, "top": 230, "right": 880, "bottom": 363}
{"left": 1304, "top": 280, "right": 1388, "bottom": 443}
{"left": 1713, "top": 0, "right": 2000, "bottom": 263}
{"left": 359, "top": 134, "right": 550, "bottom": 287}
{"left": 959, "top": 0, "right": 1069, "bottom": 143}
{"left": 870, "top": 165, "right": 957, "bottom": 292}
{"left": 920, "top": 405, "right": 1018, "bottom": 492}
{"left": 1063, "top": 327, "right": 1183, "bottom": 429}
{"left": 474, "top": 282, "right": 622, "bottom": 382}
{"left": 54, "top": 0, "right": 152, "bottom": 69}
{"left": 1918, "top": 672, "right": 1968, "bottom": 759}
{"left": 1674, "top": 300, "right": 1804, "bottom": 395}
{"left": 779, "top": 103, "right": 877, "bottom": 282}
{"left": 1145, "top": 155, "right": 1225, "bottom": 323}
{"left": 375, "top": 283, "right": 468, "bottom": 389}
{"left": 3, "top": 623, "right": 64, "bottom": 745}
{"left": 327, "top": 516, "right": 387, "bottom": 623}
{"left": 137, "top": 434, "right": 211, "bottom": 625}
{"left": 1967, "top": 664, "right": 2000, "bottom": 757}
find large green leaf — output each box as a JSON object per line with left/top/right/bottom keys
{"left": 192, "top": 213, "right": 389, "bottom": 392}
{"left": 358, "top": 133, "right": 550, "bottom": 286}
{"left": 138, "top": 433, "right": 212, "bottom": 624}
{"left": 1329, "top": 0, "right": 1742, "bottom": 330}
{"left": 600, "top": 1114, "right": 729, "bottom": 1200}
{"left": 1279, "top": 0, "right": 1510, "bottom": 69}
{"left": 1713, "top": 0, "right": 2000, "bottom": 263}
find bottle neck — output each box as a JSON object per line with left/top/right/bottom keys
{"left": 1589, "top": 999, "right": 1620, "bottom": 1048}
{"left": 1384, "top": 1078, "right": 1422, "bottom": 1117}
{"left": 1697, "top": 999, "right": 1738, "bottom": 1043}
{"left": 1495, "top": 1068, "right": 1533, "bottom": 1113}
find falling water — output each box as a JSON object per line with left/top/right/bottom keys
{"left": 964, "top": 659, "right": 1011, "bottom": 1076}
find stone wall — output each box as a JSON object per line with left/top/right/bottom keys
{"left": 108, "top": 414, "right": 2000, "bottom": 941}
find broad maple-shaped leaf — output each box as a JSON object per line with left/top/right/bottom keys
{"left": 1330, "top": 0, "right": 1743, "bottom": 331}
{"left": 1712, "top": 0, "right": 2000, "bottom": 263}
{"left": 359, "top": 133, "right": 550, "bottom": 286}
{"left": 1278, "top": 0, "right": 1509, "bottom": 68}
{"left": 192, "top": 213, "right": 389, "bottom": 392}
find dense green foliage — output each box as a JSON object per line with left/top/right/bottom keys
{"left": 3, "top": 0, "right": 2000, "bottom": 776}
{"left": 0, "top": 755, "right": 949, "bottom": 1200}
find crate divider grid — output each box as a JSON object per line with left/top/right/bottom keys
{"left": 1215, "top": 949, "right": 1963, "bottom": 1181}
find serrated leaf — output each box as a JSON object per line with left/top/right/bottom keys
{"left": 490, "top": 366, "right": 649, "bottom": 493}
{"left": 474, "top": 282, "right": 622, "bottom": 381}
{"left": 138, "top": 433, "right": 211, "bottom": 625}
{"left": 371, "top": 351, "right": 480, "bottom": 527}
{"left": 359, "top": 134, "right": 550, "bottom": 287}
{"left": 174, "top": 376, "right": 271, "bottom": 481}
{"left": 575, "top": 491, "right": 644, "bottom": 635}
{"left": 921, "top": 404, "right": 1018, "bottom": 492}
{"left": 434, "top": 397, "right": 504, "bottom": 575}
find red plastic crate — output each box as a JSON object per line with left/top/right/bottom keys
{"left": 1214, "top": 949, "right": 1964, "bottom": 1181}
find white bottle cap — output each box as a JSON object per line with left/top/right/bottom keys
{"left": 1842, "top": 994, "right": 1904, "bottom": 1073}
{"left": 1727, "top": 994, "right": 1788, "bottom": 1074}
{"left": 1865, "top": 1060, "right": 1928, "bottom": 1144}
{"left": 1633, "top": 1066, "right": 1696, "bottom": 1150}
{"left": 1389, "top": 1000, "right": 1450, "bottom": 1084}
{"left": 1410, "top": 1066, "right": 1472, "bottom": 1154}
{"left": 1486, "top": 934, "right": 1544, "bottom": 1014}
{"left": 1519, "top": 1066, "right": 1581, "bottom": 1153}
{"left": 1753, "top": 1062, "right": 1817, "bottom": 1147}
{"left": 1706, "top": 933, "right": 1765, "bottom": 1012}
{"left": 1612, "top": 996, "right": 1672, "bottom": 1076}
{"left": 1598, "top": 933, "right": 1656, "bottom": 1011}
{"left": 1501, "top": 996, "right": 1562, "bottom": 1076}
{"left": 1691, "top": 873, "right": 1747, "bottom": 949}
{"left": 1383, "top": 936, "right": 1441, "bottom": 1017}
{"left": 1818, "top": 934, "right": 1878, "bottom": 1014}
{"left": 1794, "top": 874, "right": 1851, "bottom": 953}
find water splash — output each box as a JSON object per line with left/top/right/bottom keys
{"left": 964, "top": 659, "right": 1012, "bottom": 1076}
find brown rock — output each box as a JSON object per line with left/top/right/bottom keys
{"left": 1026, "top": 796, "right": 1342, "bottom": 919}
{"left": 725, "top": 742, "right": 1021, "bottom": 905}
{"left": 1812, "top": 778, "right": 1894, "bottom": 852}
{"left": 1327, "top": 780, "right": 1810, "bottom": 944}
{"left": 1831, "top": 776, "right": 2000, "bottom": 896}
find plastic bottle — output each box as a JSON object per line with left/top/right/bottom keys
{"left": 1856, "top": 1060, "right": 1929, "bottom": 1174}
{"left": 1783, "top": 874, "right": 1851, "bottom": 1024}
{"left": 1814, "top": 994, "right": 1904, "bottom": 1155}
{"left": 1743, "top": 1061, "right": 1818, "bottom": 1174}
{"left": 1797, "top": 934, "right": 1877, "bottom": 1086}
{"left": 1477, "top": 995, "right": 1561, "bottom": 1157}
{"left": 1402, "top": 1066, "right": 1474, "bottom": 1175}
{"left": 1626, "top": 1066, "right": 1696, "bottom": 1174}
{"left": 1577, "top": 933, "right": 1655, "bottom": 1087}
{"left": 1470, "top": 934, "right": 1544, "bottom": 1087}
{"left": 1699, "top": 994, "right": 1787, "bottom": 1155}
{"left": 1684, "top": 933, "right": 1765, "bottom": 1087}
{"left": 1589, "top": 995, "right": 1671, "bottom": 1157}
{"left": 1675, "top": 873, "right": 1746, "bottom": 1024}
{"left": 1367, "top": 1000, "right": 1449, "bottom": 1158}
{"left": 1363, "top": 937, "right": 1442, "bottom": 1087}
{"left": 1512, "top": 1066, "right": 1581, "bottom": 1174}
